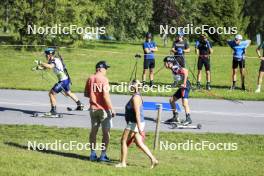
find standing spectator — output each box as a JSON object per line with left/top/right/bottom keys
{"left": 171, "top": 33, "right": 190, "bottom": 68}
{"left": 142, "top": 32, "right": 158, "bottom": 87}
{"left": 195, "top": 34, "right": 213, "bottom": 90}
{"left": 227, "top": 34, "right": 251, "bottom": 90}
{"left": 84, "top": 61, "right": 115, "bottom": 162}
{"left": 255, "top": 42, "right": 264, "bottom": 93}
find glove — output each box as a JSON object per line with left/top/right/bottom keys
{"left": 34, "top": 60, "right": 42, "bottom": 65}
{"left": 181, "top": 84, "right": 186, "bottom": 88}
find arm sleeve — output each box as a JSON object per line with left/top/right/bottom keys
{"left": 207, "top": 41, "right": 212, "bottom": 48}
{"left": 227, "top": 40, "right": 233, "bottom": 47}
{"left": 195, "top": 41, "right": 199, "bottom": 48}
{"left": 143, "top": 42, "right": 147, "bottom": 49}
{"left": 241, "top": 40, "right": 250, "bottom": 48}
{"left": 185, "top": 41, "right": 190, "bottom": 49}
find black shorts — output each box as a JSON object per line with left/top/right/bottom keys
{"left": 143, "top": 59, "right": 155, "bottom": 69}
{"left": 259, "top": 60, "right": 264, "bottom": 72}
{"left": 197, "top": 57, "right": 210, "bottom": 71}
{"left": 174, "top": 56, "right": 185, "bottom": 67}
{"left": 173, "top": 80, "right": 191, "bottom": 99}
{"left": 232, "top": 59, "right": 245, "bottom": 69}
{"left": 173, "top": 87, "right": 190, "bottom": 99}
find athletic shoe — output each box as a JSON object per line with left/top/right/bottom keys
{"left": 182, "top": 114, "right": 192, "bottom": 125}
{"left": 164, "top": 113, "right": 179, "bottom": 124}
{"left": 255, "top": 88, "right": 261, "bottom": 93}
{"left": 206, "top": 83, "right": 211, "bottom": 90}
{"left": 149, "top": 80, "right": 154, "bottom": 87}
{"left": 76, "top": 104, "right": 84, "bottom": 111}
{"left": 241, "top": 85, "right": 246, "bottom": 91}
{"left": 50, "top": 109, "right": 57, "bottom": 115}
{"left": 98, "top": 155, "right": 110, "bottom": 162}
{"left": 115, "top": 163, "right": 127, "bottom": 168}
{"left": 230, "top": 85, "right": 236, "bottom": 90}
{"left": 89, "top": 153, "right": 98, "bottom": 161}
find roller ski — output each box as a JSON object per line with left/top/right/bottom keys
{"left": 162, "top": 114, "right": 201, "bottom": 129}
{"left": 67, "top": 104, "right": 87, "bottom": 111}
{"left": 32, "top": 112, "right": 63, "bottom": 118}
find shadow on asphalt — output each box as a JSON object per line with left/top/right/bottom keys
{"left": 0, "top": 106, "right": 77, "bottom": 116}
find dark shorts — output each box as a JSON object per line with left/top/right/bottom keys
{"left": 143, "top": 59, "right": 155, "bottom": 69}
{"left": 52, "top": 79, "right": 71, "bottom": 93}
{"left": 259, "top": 60, "right": 264, "bottom": 72}
{"left": 198, "top": 57, "right": 210, "bottom": 71}
{"left": 173, "top": 87, "right": 190, "bottom": 99}
{"left": 232, "top": 59, "right": 245, "bottom": 69}
{"left": 174, "top": 56, "right": 185, "bottom": 67}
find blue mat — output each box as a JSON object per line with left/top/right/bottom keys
{"left": 143, "top": 101, "right": 182, "bottom": 112}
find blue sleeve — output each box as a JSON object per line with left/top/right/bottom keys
{"left": 195, "top": 41, "right": 199, "bottom": 48}
{"left": 227, "top": 40, "right": 233, "bottom": 47}
{"left": 207, "top": 41, "right": 212, "bottom": 48}
{"left": 143, "top": 42, "right": 147, "bottom": 49}
{"left": 240, "top": 40, "right": 250, "bottom": 48}
{"left": 152, "top": 42, "right": 156, "bottom": 48}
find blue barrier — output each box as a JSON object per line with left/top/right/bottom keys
{"left": 143, "top": 101, "right": 182, "bottom": 112}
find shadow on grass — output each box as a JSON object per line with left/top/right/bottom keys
{"left": 4, "top": 142, "right": 119, "bottom": 165}
{"left": 0, "top": 107, "right": 76, "bottom": 116}
{"left": 116, "top": 113, "right": 156, "bottom": 122}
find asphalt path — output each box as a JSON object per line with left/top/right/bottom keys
{"left": 0, "top": 89, "right": 264, "bottom": 134}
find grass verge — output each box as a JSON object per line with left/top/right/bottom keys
{"left": 0, "top": 124, "right": 264, "bottom": 176}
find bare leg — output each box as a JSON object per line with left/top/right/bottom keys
{"left": 142, "top": 69, "right": 147, "bottom": 82}
{"left": 240, "top": 68, "right": 245, "bottom": 87}
{"left": 169, "top": 96, "right": 178, "bottom": 114}
{"left": 101, "top": 127, "right": 110, "bottom": 153}
{"left": 232, "top": 68, "right": 237, "bottom": 83}
{"left": 89, "top": 126, "right": 99, "bottom": 151}
{"left": 197, "top": 70, "right": 202, "bottom": 82}
{"left": 206, "top": 70, "right": 211, "bottom": 83}
{"left": 48, "top": 90, "right": 56, "bottom": 107}
{"left": 119, "top": 129, "right": 130, "bottom": 166}
{"left": 257, "top": 72, "right": 264, "bottom": 85}
{"left": 182, "top": 98, "right": 190, "bottom": 114}
{"left": 149, "top": 68, "right": 154, "bottom": 81}
{"left": 256, "top": 72, "right": 264, "bottom": 92}
{"left": 65, "top": 91, "right": 79, "bottom": 102}
{"left": 134, "top": 133, "right": 158, "bottom": 168}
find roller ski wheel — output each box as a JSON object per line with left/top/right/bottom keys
{"left": 32, "top": 112, "right": 63, "bottom": 118}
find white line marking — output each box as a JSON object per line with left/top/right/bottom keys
{"left": 0, "top": 100, "right": 263, "bottom": 117}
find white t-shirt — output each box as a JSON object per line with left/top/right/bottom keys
{"left": 49, "top": 58, "right": 68, "bottom": 81}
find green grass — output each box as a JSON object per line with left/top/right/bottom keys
{"left": 0, "top": 124, "right": 263, "bottom": 176}
{"left": 0, "top": 40, "right": 263, "bottom": 100}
